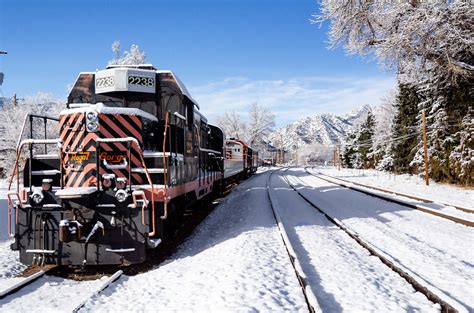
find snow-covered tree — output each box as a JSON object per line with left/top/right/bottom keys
{"left": 108, "top": 41, "right": 147, "bottom": 66}
{"left": 314, "top": 1, "right": 473, "bottom": 184}
{"left": 411, "top": 72, "right": 474, "bottom": 184}
{"left": 314, "top": 1, "right": 473, "bottom": 82}
{"left": 215, "top": 109, "right": 246, "bottom": 140}
{"left": 342, "top": 109, "right": 375, "bottom": 169}
{"left": 246, "top": 102, "right": 275, "bottom": 148}
{"left": 0, "top": 93, "right": 63, "bottom": 177}
{"left": 449, "top": 107, "right": 473, "bottom": 184}
{"left": 390, "top": 83, "right": 420, "bottom": 174}
{"left": 298, "top": 143, "right": 333, "bottom": 165}
{"left": 372, "top": 90, "right": 397, "bottom": 170}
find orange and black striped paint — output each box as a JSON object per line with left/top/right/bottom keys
{"left": 60, "top": 112, "right": 144, "bottom": 188}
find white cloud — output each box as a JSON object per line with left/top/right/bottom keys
{"left": 188, "top": 75, "right": 396, "bottom": 128}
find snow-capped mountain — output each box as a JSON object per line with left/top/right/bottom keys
{"left": 270, "top": 105, "right": 371, "bottom": 151}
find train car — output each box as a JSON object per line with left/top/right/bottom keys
{"left": 7, "top": 64, "right": 225, "bottom": 266}
{"left": 224, "top": 139, "right": 250, "bottom": 180}
{"left": 249, "top": 148, "right": 259, "bottom": 174}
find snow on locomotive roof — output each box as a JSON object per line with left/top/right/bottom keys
{"left": 106, "top": 64, "right": 157, "bottom": 70}
{"left": 61, "top": 102, "right": 158, "bottom": 122}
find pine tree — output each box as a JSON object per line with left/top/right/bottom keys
{"left": 416, "top": 69, "right": 474, "bottom": 184}
{"left": 341, "top": 110, "right": 375, "bottom": 169}
{"left": 342, "top": 132, "right": 357, "bottom": 168}
{"left": 356, "top": 110, "right": 375, "bottom": 168}
{"left": 391, "top": 83, "right": 420, "bottom": 174}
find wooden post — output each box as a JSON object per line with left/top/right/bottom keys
{"left": 422, "top": 110, "right": 429, "bottom": 186}
{"left": 333, "top": 146, "right": 336, "bottom": 167}
{"left": 337, "top": 145, "right": 341, "bottom": 171}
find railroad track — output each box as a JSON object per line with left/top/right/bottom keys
{"left": 305, "top": 167, "right": 474, "bottom": 228}
{"left": 266, "top": 169, "right": 322, "bottom": 313}
{"left": 0, "top": 267, "right": 123, "bottom": 311}
{"left": 309, "top": 168, "right": 474, "bottom": 214}
{"left": 281, "top": 169, "right": 463, "bottom": 312}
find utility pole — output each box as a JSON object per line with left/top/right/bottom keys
{"left": 337, "top": 145, "right": 341, "bottom": 171}
{"left": 422, "top": 110, "right": 429, "bottom": 186}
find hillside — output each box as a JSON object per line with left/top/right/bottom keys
{"left": 270, "top": 105, "right": 371, "bottom": 152}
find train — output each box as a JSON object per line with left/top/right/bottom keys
{"left": 7, "top": 64, "right": 259, "bottom": 267}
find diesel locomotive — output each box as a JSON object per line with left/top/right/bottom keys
{"left": 7, "top": 64, "right": 258, "bottom": 267}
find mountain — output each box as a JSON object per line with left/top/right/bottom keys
{"left": 270, "top": 105, "right": 371, "bottom": 152}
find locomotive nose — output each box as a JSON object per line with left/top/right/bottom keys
{"left": 59, "top": 105, "right": 145, "bottom": 188}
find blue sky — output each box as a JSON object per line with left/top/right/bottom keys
{"left": 0, "top": 0, "right": 395, "bottom": 127}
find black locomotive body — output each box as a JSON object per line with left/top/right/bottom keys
{"left": 7, "top": 64, "right": 237, "bottom": 266}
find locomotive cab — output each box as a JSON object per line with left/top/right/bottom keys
{"left": 8, "top": 64, "right": 225, "bottom": 266}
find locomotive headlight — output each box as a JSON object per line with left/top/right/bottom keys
{"left": 86, "top": 111, "right": 99, "bottom": 132}
{"left": 116, "top": 177, "right": 127, "bottom": 190}
{"left": 86, "top": 111, "right": 98, "bottom": 122}
{"left": 86, "top": 121, "right": 99, "bottom": 132}
{"left": 115, "top": 189, "right": 128, "bottom": 202}
{"left": 31, "top": 188, "right": 44, "bottom": 204}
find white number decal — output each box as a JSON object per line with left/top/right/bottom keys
{"left": 128, "top": 75, "right": 154, "bottom": 87}
{"left": 96, "top": 76, "right": 114, "bottom": 88}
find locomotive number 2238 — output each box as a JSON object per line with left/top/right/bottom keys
{"left": 128, "top": 75, "right": 154, "bottom": 87}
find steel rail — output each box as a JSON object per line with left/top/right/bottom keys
{"left": 305, "top": 168, "right": 474, "bottom": 228}
{"left": 309, "top": 168, "right": 473, "bottom": 214}
{"left": 266, "top": 169, "right": 322, "bottom": 313}
{"left": 0, "top": 266, "right": 59, "bottom": 300}
{"left": 282, "top": 171, "right": 461, "bottom": 313}
{"left": 0, "top": 271, "right": 46, "bottom": 299}
{"left": 72, "top": 270, "right": 123, "bottom": 312}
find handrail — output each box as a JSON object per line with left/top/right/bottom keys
{"left": 14, "top": 114, "right": 59, "bottom": 149}
{"left": 161, "top": 111, "right": 170, "bottom": 222}
{"left": 7, "top": 138, "right": 62, "bottom": 237}
{"left": 96, "top": 137, "right": 167, "bottom": 237}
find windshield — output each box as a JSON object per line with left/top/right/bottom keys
{"left": 95, "top": 92, "right": 158, "bottom": 116}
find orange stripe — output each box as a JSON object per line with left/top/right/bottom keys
{"left": 97, "top": 140, "right": 143, "bottom": 184}
{"left": 99, "top": 115, "right": 143, "bottom": 167}
{"left": 63, "top": 114, "right": 84, "bottom": 150}
{"left": 61, "top": 113, "right": 75, "bottom": 131}
{"left": 98, "top": 127, "right": 142, "bottom": 167}
{"left": 66, "top": 168, "right": 80, "bottom": 187}
{"left": 113, "top": 115, "right": 142, "bottom": 142}
{"left": 101, "top": 115, "right": 130, "bottom": 139}
{"left": 72, "top": 163, "right": 96, "bottom": 187}
{"left": 60, "top": 113, "right": 78, "bottom": 139}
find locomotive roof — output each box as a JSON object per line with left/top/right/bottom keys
{"left": 102, "top": 64, "right": 200, "bottom": 110}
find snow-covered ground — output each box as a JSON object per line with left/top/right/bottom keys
{"left": 0, "top": 173, "right": 307, "bottom": 312}
{"left": 269, "top": 170, "right": 437, "bottom": 312}
{"left": 313, "top": 166, "right": 473, "bottom": 209}
{"left": 288, "top": 168, "right": 474, "bottom": 312}
{"left": 0, "top": 168, "right": 471, "bottom": 312}
{"left": 84, "top": 171, "right": 306, "bottom": 311}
